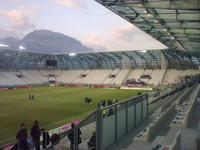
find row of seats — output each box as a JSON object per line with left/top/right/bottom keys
{"left": 78, "top": 70, "right": 111, "bottom": 85}
{"left": 163, "top": 69, "right": 199, "bottom": 85}
{"left": 151, "top": 128, "right": 181, "bottom": 150}
{"left": 56, "top": 70, "right": 84, "bottom": 84}
{"left": 134, "top": 104, "right": 175, "bottom": 142}
{"left": 0, "top": 71, "right": 47, "bottom": 86}
{"left": 170, "top": 85, "right": 200, "bottom": 128}
{"left": 175, "top": 83, "right": 196, "bottom": 105}
{"left": 126, "top": 69, "right": 166, "bottom": 86}
{"left": 0, "top": 69, "right": 199, "bottom": 87}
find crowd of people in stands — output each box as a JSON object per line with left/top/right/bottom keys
{"left": 140, "top": 74, "right": 151, "bottom": 79}
{"left": 125, "top": 78, "right": 147, "bottom": 87}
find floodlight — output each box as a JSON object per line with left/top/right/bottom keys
{"left": 139, "top": 50, "right": 147, "bottom": 53}
{"left": 0, "top": 43, "right": 9, "bottom": 47}
{"left": 69, "top": 53, "right": 76, "bottom": 56}
{"left": 19, "top": 45, "right": 26, "bottom": 50}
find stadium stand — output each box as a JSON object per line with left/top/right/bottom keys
{"left": 171, "top": 85, "right": 200, "bottom": 128}
{"left": 20, "top": 70, "right": 47, "bottom": 84}
{"left": 56, "top": 70, "right": 84, "bottom": 84}
{"left": 149, "top": 69, "right": 165, "bottom": 86}
{"left": 126, "top": 69, "right": 144, "bottom": 81}
{"left": 110, "top": 69, "right": 131, "bottom": 85}
{"left": 163, "top": 69, "right": 200, "bottom": 85}
{"left": 134, "top": 104, "right": 175, "bottom": 142}
{"left": 0, "top": 69, "right": 199, "bottom": 88}
{"left": 101, "top": 69, "right": 120, "bottom": 85}
{"left": 79, "top": 69, "right": 111, "bottom": 85}
{"left": 163, "top": 69, "right": 182, "bottom": 85}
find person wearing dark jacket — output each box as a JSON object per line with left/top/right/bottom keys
{"left": 31, "top": 120, "right": 41, "bottom": 150}
{"left": 67, "top": 123, "right": 82, "bottom": 150}
{"left": 16, "top": 123, "right": 28, "bottom": 150}
{"left": 41, "top": 128, "right": 50, "bottom": 149}
{"left": 88, "top": 132, "right": 96, "bottom": 150}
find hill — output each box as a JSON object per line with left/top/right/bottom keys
{"left": 0, "top": 30, "right": 92, "bottom": 53}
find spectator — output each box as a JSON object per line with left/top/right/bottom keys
{"left": 31, "top": 120, "right": 41, "bottom": 150}
{"left": 29, "top": 94, "right": 31, "bottom": 100}
{"left": 102, "top": 100, "right": 106, "bottom": 107}
{"left": 85, "top": 97, "right": 89, "bottom": 104}
{"left": 41, "top": 128, "right": 50, "bottom": 149}
{"left": 88, "top": 132, "right": 96, "bottom": 150}
{"left": 108, "top": 100, "right": 112, "bottom": 106}
{"left": 50, "top": 134, "right": 60, "bottom": 145}
{"left": 16, "top": 123, "right": 28, "bottom": 150}
{"left": 32, "top": 95, "right": 34, "bottom": 100}
{"left": 89, "top": 98, "right": 92, "bottom": 104}
{"left": 97, "top": 102, "right": 100, "bottom": 108}
{"left": 68, "top": 123, "right": 82, "bottom": 150}
{"left": 102, "top": 109, "right": 107, "bottom": 118}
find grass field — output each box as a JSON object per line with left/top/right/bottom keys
{"left": 0, "top": 86, "right": 147, "bottom": 144}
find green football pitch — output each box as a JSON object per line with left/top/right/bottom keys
{"left": 0, "top": 86, "right": 148, "bottom": 144}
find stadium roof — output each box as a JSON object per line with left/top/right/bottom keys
{"left": 95, "top": 0, "right": 200, "bottom": 52}
{"left": 0, "top": 49, "right": 199, "bottom": 70}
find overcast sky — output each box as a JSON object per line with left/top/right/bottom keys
{"left": 0, "top": 0, "right": 167, "bottom": 52}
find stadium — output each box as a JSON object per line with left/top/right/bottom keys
{"left": 0, "top": 0, "right": 200, "bottom": 150}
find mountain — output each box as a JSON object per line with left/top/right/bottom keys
{"left": 0, "top": 30, "right": 92, "bottom": 53}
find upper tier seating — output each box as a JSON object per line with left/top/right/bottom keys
{"left": 0, "top": 69, "right": 199, "bottom": 87}
{"left": 102, "top": 69, "right": 120, "bottom": 85}
{"left": 163, "top": 69, "right": 182, "bottom": 85}
{"left": 127, "top": 69, "right": 144, "bottom": 80}
{"left": 148, "top": 69, "right": 165, "bottom": 86}
{"left": 110, "top": 69, "right": 130, "bottom": 85}
{"left": 0, "top": 72, "right": 19, "bottom": 86}
{"left": 20, "top": 70, "right": 47, "bottom": 84}
{"left": 126, "top": 69, "right": 165, "bottom": 86}
{"left": 56, "top": 70, "right": 84, "bottom": 84}
{"left": 79, "top": 70, "right": 112, "bottom": 85}
{"left": 163, "top": 69, "right": 200, "bottom": 85}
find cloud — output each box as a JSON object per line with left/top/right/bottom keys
{"left": 54, "top": 0, "right": 87, "bottom": 9}
{"left": 111, "top": 24, "right": 139, "bottom": 41}
{"left": 83, "top": 34, "right": 107, "bottom": 51}
{"left": 7, "top": 0, "right": 22, "bottom": 3}
{"left": 82, "top": 24, "right": 167, "bottom": 52}
{"left": 0, "top": 29, "right": 22, "bottom": 38}
{"left": 0, "top": 8, "right": 36, "bottom": 30}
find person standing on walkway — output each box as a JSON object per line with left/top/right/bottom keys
{"left": 31, "top": 120, "right": 41, "bottom": 150}
{"left": 16, "top": 123, "right": 29, "bottom": 150}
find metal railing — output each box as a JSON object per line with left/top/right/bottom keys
{"left": 96, "top": 94, "right": 148, "bottom": 150}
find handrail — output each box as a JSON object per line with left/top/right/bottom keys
{"left": 100, "top": 93, "right": 148, "bottom": 111}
